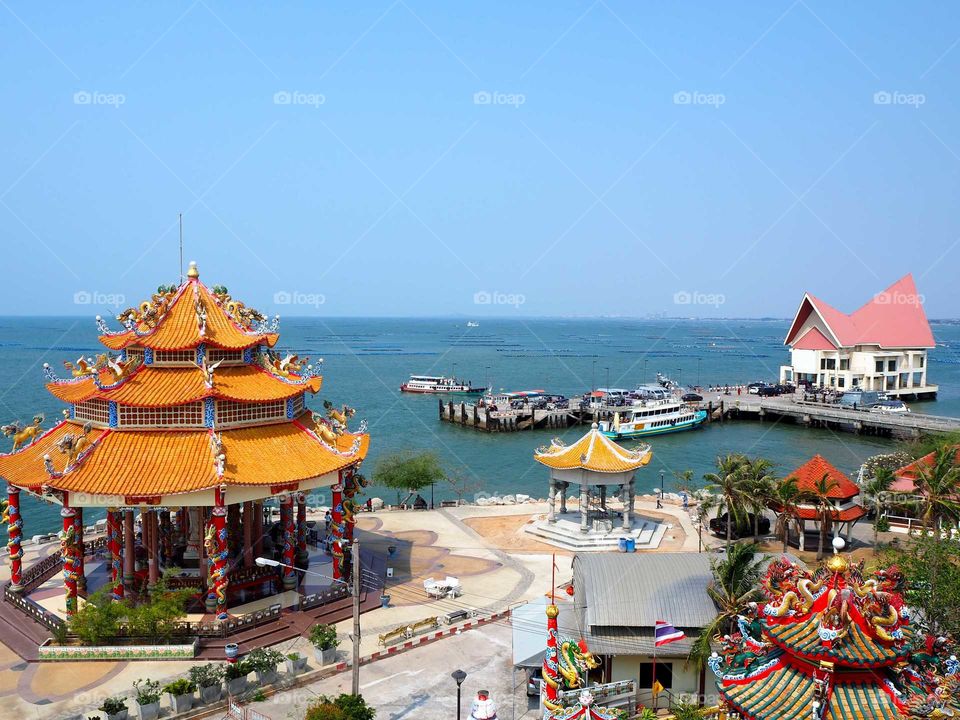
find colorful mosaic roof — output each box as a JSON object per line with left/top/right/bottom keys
{"left": 534, "top": 424, "right": 651, "bottom": 473}
{"left": 712, "top": 553, "right": 960, "bottom": 719}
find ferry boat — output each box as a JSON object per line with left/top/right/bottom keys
{"left": 596, "top": 398, "right": 707, "bottom": 439}
{"left": 466, "top": 321, "right": 480, "bottom": 327}
{"left": 400, "top": 375, "right": 486, "bottom": 395}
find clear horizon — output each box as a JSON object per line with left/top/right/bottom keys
{"left": 3, "top": 3, "right": 959, "bottom": 318}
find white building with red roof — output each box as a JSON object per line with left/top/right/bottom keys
{"left": 779, "top": 273, "right": 937, "bottom": 398}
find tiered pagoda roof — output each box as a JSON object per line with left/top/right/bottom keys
{"left": 534, "top": 424, "right": 651, "bottom": 473}
{"left": 711, "top": 551, "right": 959, "bottom": 720}
{"left": 784, "top": 455, "right": 866, "bottom": 523}
{"left": 0, "top": 263, "right": 367, "bottom": 505}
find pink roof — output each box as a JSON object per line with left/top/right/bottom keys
{"left": 893, "top": 446, "right": 960, "bottom": 493}
{"left": 785, "top": 274, "right": 934, "bottom": 349}
{"left": 792, "top": 327, "right": 837, "bottom": 351}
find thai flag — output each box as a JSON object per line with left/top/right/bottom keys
{"left": 654, "top": 620, "right": 686, "bottom": 647}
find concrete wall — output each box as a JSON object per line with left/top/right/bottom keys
{"left": 610, "top": 654, "right": 706, "bottom": 704}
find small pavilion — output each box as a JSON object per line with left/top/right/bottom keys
{"left": 527, "top": 424, "right": 657, "bottom": 550}
{"left": 782, "top": 455, "right": 865, "bottom": 550}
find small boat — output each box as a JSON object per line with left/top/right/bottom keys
{"left": 870, "top": 400, "right": 910, "bottom": 414}
{"left": 597, "top": 398, "right": 707, "bottom": 439}
{"left": 466, "top": 321, "right": 480, "bottom": 328}
{"left": 400, "top": 375, "right": 486, "bottom": 395}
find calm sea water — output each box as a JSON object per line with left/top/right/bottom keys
{"left": 2, "top": 316, "right": 959, "bottom": 534}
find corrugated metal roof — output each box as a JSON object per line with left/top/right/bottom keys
{"left": 573, "top": 552, "right": 716, "bottom": 629}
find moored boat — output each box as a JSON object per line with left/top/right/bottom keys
{"left": 596, "top": 397, "right": 707, "bottom": 439}
{"left": 400, "top": 374, "right": 485, "bottom": 395}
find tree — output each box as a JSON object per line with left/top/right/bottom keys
{"left": 913, "top": 446, "right": 960, "bottom": 534}
{"left": 703, "top": 453, "right": 750, "bottom": 548}
{"left": 305, "top": 694, "right": 375, "bottom": 720}
{"left": 688, "top": 542, "right": 765, "bottom": 671}
{"left": 802, "top": 473, "right": 839, "bottom": 560}
{"left": 863, "top": 467, "right": 894, "bottom": 554}
{"left": 770, "top": 476, "right": 801, "bottom": 553}
{"left": 124, "top": 572, "right": 193, "bottom": 641}
{"left": 881, "top": 534, "right": 960, "bottom": 637}
{"left": 371, "top": 450, "right": 446, "bottom": 506}
{"left": 444, "top": 467, "right": 482, "bottom": 505}
{"left": 739, "top": 457, "right": 776, "bottom": 540}
{"left": 68, "top": 588, "right": 126, "bottom": 645}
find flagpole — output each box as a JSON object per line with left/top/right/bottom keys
{"left": 652, "top": 628, "right": 658, "bottom": 711}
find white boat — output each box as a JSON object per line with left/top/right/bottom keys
{"left": 870, "top": 400, "right": 910, "bottom": 414}
{"left": 597, "top": 398, "right": 707, "bottom": 439}
{"left": 400, "top": 375, "right": 485, "bottom": 395}
{"left": 466, "top": 321, "right": 480, "bottom": 327}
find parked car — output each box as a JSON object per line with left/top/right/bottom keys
{"left": 747, "top": 382, "right": 766, "bottom": 394}
{"left": 681, "top": 392, "right": 703, "bottom": 402}
{"left": 756, "top": 386, "right": 780, "bottom": 397}
{"left": 709, "top": 512, "right": 771, "bottom": 539}
{"left": 527, "top": 668, "right": 543, "bottom": 696}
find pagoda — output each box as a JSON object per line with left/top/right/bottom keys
{"left": 0, "top": 262, "right": 369, "bottom": 620}
{"left": 710, "top": 539, "right": 959, "bottom": 719}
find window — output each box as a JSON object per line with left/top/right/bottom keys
{"left": 216, "top": 399, "right": 286, "bottom": 426}
{"left": 637, "top": 662, "right": 673, "bottom": 690}
{"left": 126, "top": 347, "right": 145, "bottom": 364}
{"left": 875, "top": 360, "right": 884, "bottom": 373}
{"left": 207, "top": 348, "right": 244, "bottom": 365}
{"left": 838, "top": 377, "right": 845, "bottom": 388}
{"left": 887, "top": 359, "right": 897, "bottom": 372}
{"left": 118, "top": 402, "right": 203, "bottom": 427}
{"left": 154, "top": 349, "right": 196, "bottom": 365}
{"left": 824, "top": 358, "right": 836, "bottom": 370}
{"left": 290, "top": 394, "right": 304, "bottom": 416}
{"left": 839, "top": 359, "right": 849, "bottom": 370}
{"left": 74, "top": 399, "right": 111, "bottom": 425}
{"left": 919, "top": 356, "right": 925, "bottom": 368}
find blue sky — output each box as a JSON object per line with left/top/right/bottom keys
{"left": 2, "top": 2, "right": 959, "bottom": 318}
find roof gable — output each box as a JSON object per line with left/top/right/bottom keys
{"left": 792, "top": 326, "right": 837, "bottom": 351}
{"left": 787, "top": 454, "right": 859, "bottom": 498}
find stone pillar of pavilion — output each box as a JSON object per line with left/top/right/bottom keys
{"left": 123, "top": 509, "right": 135, "bottom": 593}
{"left": 547, "top": 478, "right": 557, "bottom": 523}
{"left": 280, "top": 494, "right": 297, "bottom": 589}
{"left": 624, "top": 478, "right": 635, "bottom": 531}
{"left": 147, "top": 510, "right": 159, "bottom": 593}
{"left": 295, "top": 492, "right": 308, "bottom": 565}
{"left": 184, "top": 507, "right": 202, "bottom": 565}
{"left": 106, "top": 508, "right": 123, "bottom": 600}
{"left": 5, "top": 485, "right": 24, "bottom": 592}
{"left": 73, "top": 507, "right": 86, "bottom": 592}
{"left": 559, "top": 482, "right": 568, "bottom": 514}
{"left": 599, "top": 485, "right": 607, "bottom": 510}
{"left": 579, "top": 484, "right": 590, "bottom": 533}
{"left": 242, "top": 501, "right": 254, "bottom": 568}
{"left": 160, "top": 510, "right": 172, "bottom": 565}
{"left": 227, "top": 503, "right": 241, "bottom": 558}
{"left": 61, "top": 505, "right": 79, "bottom": 617}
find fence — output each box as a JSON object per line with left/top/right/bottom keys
{"left": 228, "top": 699, "right": 272, "bottom": 720}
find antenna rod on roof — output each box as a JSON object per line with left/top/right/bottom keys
{"left": 179, "top": 213, "right": 184, "bottom": 282}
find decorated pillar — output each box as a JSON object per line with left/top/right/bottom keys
{"left": 74, "top": 507, "right": 86, "bottom": 592}
{"left": 280, "top": 494, "right": 296, "bottom": 589}
{"left": 253, "top": 501, "right": 264, "bottom": 559}
{"left": 123, "top": 509, "right": 135, "bottom": 592}
{"left": 559, "top": 482, "right": 568, "bottom": 514}
{"left": 184, "top": 507, "right": 201, "bottom": 563}
{"left": 580, "top": 483, "right": 589, "bottom": 533}
{"left": 5, "top": 486, "right": 23, "bottom": 591}
{"left": 242, "top": 501, "right": 254, "bottom": 568}
{"left": 330, "top": 481, "right": 345, "bottom": 582}
{"left": 160, "top": 509, "right": 173, "bottom": 565}
{"left": 599, "top": 484, "right": 607, "bottom": 510}
{"left": 547, "top": 478, "right": 556, "bottom": 523}
{"left": 542, "top": 604, "right": 561, "bottom": 713}
{"left": 147, "top": 510, "right": 159, "bottom": 592}
{"left": 227, "top": 503, "right": 241, "bottom": 557}
{"left": 60, "top": 505, "right": 79, "bottom": 617}
{"left": 341, "top": 469, "right": 366, "bottom": 581}
{"left": 106, "top": 508, "right": 124, "bottom": 599}
{"left": 295, "top": 492, "right": 308, "bottom": 565}
{"left": 206, "top": 487, "right": 229, "bottom": 619}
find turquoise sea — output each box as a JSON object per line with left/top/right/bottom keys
{"left": 2, "top": 316, "right": 960, "bottom": 534}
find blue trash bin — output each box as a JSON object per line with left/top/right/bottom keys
{"left": 625, "top": 537, "right": 636, "bottom": 553}
{"left": 618, "top": 537, "right": 628, "bottom": 552}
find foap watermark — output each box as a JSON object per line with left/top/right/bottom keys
{"left": 274, "top": 290, "right": 326, "bottom": 309}
{"left": 473, "top": 90, "right": 525, "bottom": 108}
{"left": 473, "top": 290, "right": 525, "bottom": 308}
{"left": 874, "top": 290, "right": 924, "bottom": 306}
{"left": 673, "top": 290, "right": 726, "bottom": 308}
{"left": 273, "top": 90, "right": 326, "bottom": 108}
{"left": 73, "top": 90, "right": 126, "bottom": 108}
{"left": 73, "top": 290, "right": 126, "bottom": 308}
{"left": 673, "top": 90, "right": 725, "bottom": 108}
{"left": 873, "top": 90, "right": 925, "bottom": 108}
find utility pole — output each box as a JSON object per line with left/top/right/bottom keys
{"left": 351, "top": 540, "right": 361, "bottom": 695}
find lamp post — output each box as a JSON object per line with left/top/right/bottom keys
{"left": 452, "top": 669, "right": 467, "bottom": 720}
{"left": 658, "top": 470, "right": 665, "bottom": 509}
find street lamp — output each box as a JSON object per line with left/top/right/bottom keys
{"left": 452, "top": 669, "right": 467, "bottom": 720}
{"left": 658, "top": 470, "right": 665, "bottom": 509}
{"left": 255, "top": 557, "right": 347, "bottom": 586}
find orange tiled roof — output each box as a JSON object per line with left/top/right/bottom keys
{"left": 46, "top": 365, "right": 321, "bottom": 406}
{"left": 786, "top": 455, "right": 860, "bottom": 499}
{"left": 0, "top": 417, "right": 367, "bottom": 497}
{"left": 99, "top": 279, "right": 278, "bottom": 351}
{"left": 793, "top": 504, "right": 867, "bottom": 522}
{"left": 893, "top": 446, "right": 960, "bottom": 493}
{"left": 534, "top": 425, "right": 651, "bottom": 473}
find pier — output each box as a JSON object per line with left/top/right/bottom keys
{"left": 438, "top": 394, "right": 960, "bottom": 439}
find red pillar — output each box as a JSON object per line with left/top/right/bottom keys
{"left": 6, "top": 486, "right": 23, "bottom": 591}
{"left": 61, "top": 504, "right": 79, "bottom": 617}
{"left": 281, "top": 494, "right": 296, "bottom": 589}
{"left": 253, "top": 501, "right": 264, "bottom": 560}
{"left": 207, "top": 489, "right": 229, "bottom": 620}
{"left": 107, "top": 508, "right": 123, "bottom": 600}
{"left": 74, "top": 507, "right": 86, "bottom": 592}
{"left": 543, "top": 604, "right": 561, "bottom": 711}
{"left": 242, "top": 501, "right": 254, "bottom": 568}
{"left": 147, "top": 510, "right": 159, "bottom": 592}
{"left": 296, "top": 492, "right": 308, "bottom": 564}
{"left": 227, "top": 503, "right": 240, "bottom": 558}
{"left": 330, "top": 481, "right": 344, "bottom": 582}
{"left": 123, "top": 510, "right": 135, "bottom": 593}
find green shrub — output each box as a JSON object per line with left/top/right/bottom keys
{"left": 162, "top": 678, "right": 196, "bottom": 696}
{"left": 225, "top": 660, "right": 251, "bottom": 680}
{"left": 309, "top": 624, "right": 340, "bottom": 650}
{"left": 247, "top": 647, "right": 285, "bottom": 673}
{"left": 133, "top": 678, "right": 161, "bottom": 705}
{"left": 98, "top": 697, "right": 127, "bottom": 715}
{"left": 188, "top": 663, "right": 224, "bottom": 688}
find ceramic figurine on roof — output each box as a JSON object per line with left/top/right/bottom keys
{"left": 712, "top": 538, "right": 960, "bottom": 719}
{"left": 0, "top": 263, "right": 369, "bottom": 623}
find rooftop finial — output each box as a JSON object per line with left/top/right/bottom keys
{"left": 187, "top": 260, "right": 199, "bottom": 279}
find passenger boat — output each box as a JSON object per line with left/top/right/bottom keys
{"left": 596, "top": 398, "right": 707, "bottom": 439}
{"left": 400, "top": 375, "right": 485, "bottom": 395}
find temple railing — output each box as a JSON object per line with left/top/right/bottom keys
{"left": 3, "top": 585, "right": 64, "bottom": 630}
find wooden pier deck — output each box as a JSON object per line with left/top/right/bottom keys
{"left": 438, "top": 395, "right": 960, "bottom": 439}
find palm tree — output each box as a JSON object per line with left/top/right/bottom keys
{"left": 913, "top": 446, "right": 960, "bottom": 534}
{"left": 803, "top": 473, "right": 839, "bottom": 560}
{"left": 703, "top": 453, "right": 750, "bottom": 549}
{"left": 739, "top": 457, "right": 776, "bottom": 541}
{"left": 770, "top": 476, "right": 801, "bottom": 553}
{"left": 863, "top": 467, "right": 894, "bottom": 554}
{"left": 688, "top": 542, "right": 765, "bottom": 670}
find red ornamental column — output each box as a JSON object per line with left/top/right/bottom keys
{"left": 61, "top": 505, "right": 79, "bottom": 618}
{"left": 207, "top": 489, "right": 229, "bottom": 619}
{"left": 242, "top": 501, "right": 254, "bottom": 568}
{"left": 74, "top": 507, "right": 86, "bottom": 592}
{"left": 106, "top": 508, "right": 123, "bottom": 599}
{"left": 330, "top": 482, "right": 344, "bottom": 582}
{"left": 295, "top": 492, "right": 308, "bottom": 564}
{"left": 542, "top": 604, "right": 561, "bottom": 711}
{"left": 147, "top": 511, "right": 159, "bottom": 592}
{"left": 281, "top": 494, "right": 296, "bottom": 589}
{"left": 123, "top": 510, "right": 135, "bottom": 592}
{"left": 6, "top": 486, "right": 24, "bottom": 591}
